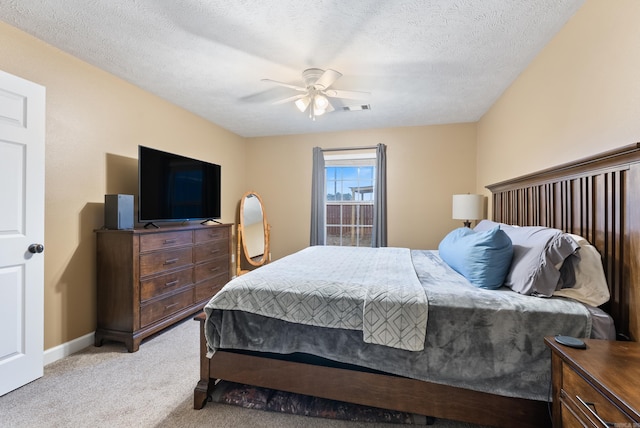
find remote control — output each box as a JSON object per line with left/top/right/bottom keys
{"left": 554, "top": 335, "right": 586, "bottom": 349}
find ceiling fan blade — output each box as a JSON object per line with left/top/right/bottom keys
{"left": 261, "top": 78, "right": 306, "bottom": 92}
{"left": 324, "top": 89, "right": 371, "bottom": 100}
{"left": 314, "top": 69, "right": 342, "bottom": 89}
{"left": 272, "top": 94, "right": 306, "bottom": 105}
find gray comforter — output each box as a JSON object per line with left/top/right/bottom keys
{"left": 205, "top": 249, "right": 592, "bottom": 401}
{"left": 205, "top": 246, "right": 427, "bottom": 351}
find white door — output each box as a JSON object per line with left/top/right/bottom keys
{"left": 0, "top": 70, "right": 46, "bottom": 396}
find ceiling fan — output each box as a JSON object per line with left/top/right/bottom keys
{"left": 262, "top": 68, "right": 370, "bottom": 120}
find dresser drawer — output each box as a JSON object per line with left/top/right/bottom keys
{"left": 195, "top": 257, "right": 229, "bottom": 283}
{"left": 559, "top": 398, "right": 589, "bottom": 428}
{"left": 140, "top": 287, "right": 194, "bottom": 328}
{"left": 194, "top": 240, "right": 228, "bottom": 263}
{"left": 140, "top": 230, "right": 193, "bottom": 252}
{"left": 194, "top": 272, "right": 229, "bottom": 302}
{"left": 140, "top": 247, "right": 193, "bottom": 277}
{"left": 195, "top": 227, "right": 229, "bottom": 244}
{"left": 140, "top": 268, "right": 193, "bottom": 302}
{"left": 561, "top": 365, "right": 633, "bottom": 426}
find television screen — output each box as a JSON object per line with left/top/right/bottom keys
{"left": 138, "top": 145, "right": 221, "bottom": 224}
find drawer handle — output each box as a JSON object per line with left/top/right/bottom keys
{"left": 209, "top": 266, "right": 220, "bottom": 273}
{"left": 163, "top": 239, "right": 177, "bottom": 244}
{"left": 576, "top": 395, "right": 615, "bottom": 427}
{"left": 165, "top": 303, "right": 179, "bottom": 310}
{"left": 210, "top": 249, "right": 220, "bottom": 255}
{"left": 164, "top": 280, "right": 179, "bottom": 288}
{"left": 163, "top": 258, "right": 179, "bottom": 265}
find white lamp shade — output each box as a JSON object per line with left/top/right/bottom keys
{"left": 295, "top": 96, "right": 310, "bottom": 112}
{"left": 452, "top": 194, "right": 484, "bottom": 221}
{"left": 314, "top": 94, "right": 329, "bottom": 110}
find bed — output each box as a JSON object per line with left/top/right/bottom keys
{"left": 194, "top": 143, "right": 640, "bottom": 428}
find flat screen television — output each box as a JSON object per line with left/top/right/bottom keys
{"left": 138, "top": 145, "right": 221, "bottom": 226}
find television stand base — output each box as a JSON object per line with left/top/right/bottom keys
{"left": 201, "top": 219, "right": 222, "bottom": 225}
{"left": 143, "top": 222, "right": 160, "bottom": 229}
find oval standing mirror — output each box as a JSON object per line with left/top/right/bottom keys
{"left": 237, "top": 191, "right": 270, "bottom": 276}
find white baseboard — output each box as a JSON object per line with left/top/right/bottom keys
{"left": 44, "top": 331, "right": 95, "bottom": 366}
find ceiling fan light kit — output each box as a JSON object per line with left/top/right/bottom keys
{"left": 314, "top": 94, "right": 329, "bottom": 109}
{"left": 263, "top": 68, "right": 371, "bottom": 121}
{"left": 295, "top": 96, "right": 310, "bottom": 112}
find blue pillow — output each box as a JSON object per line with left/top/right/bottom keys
{"left": 438, "top": 226, "right": 513, "bottom": 289}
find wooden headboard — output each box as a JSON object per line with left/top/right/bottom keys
{"left": 486, "top": 143, "right": 640, "bottom": 341}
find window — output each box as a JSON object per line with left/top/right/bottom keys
{"left": 324, "top": 154, "right": 376, "bottom": 247}
{"left": 310, "top": 144, "right": 386, "bottom": 248}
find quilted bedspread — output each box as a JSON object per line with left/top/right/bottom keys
{"left": 204, "top": 246, "right": 428, "bottom": 351}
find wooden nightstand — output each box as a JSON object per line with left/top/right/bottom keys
{"left": 545, "top": 337, "right": 640, "bottom": 427}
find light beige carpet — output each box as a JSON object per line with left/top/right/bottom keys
{"left": 0, "top": 318, "right": 490, "bottom": 428}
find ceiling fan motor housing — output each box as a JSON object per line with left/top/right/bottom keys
{"left": 302, "top": 68, "right": 325, "bottom": 88}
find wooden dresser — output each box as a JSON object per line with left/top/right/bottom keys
{"left": 545, "top": 337, "right": 640, "bottom": 427}
{"left": 95, "top": 223, "right": 231, "bottom": 352}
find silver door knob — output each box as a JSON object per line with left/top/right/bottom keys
{"left": 28, "top": 244, "right": 44, "bottom": 254}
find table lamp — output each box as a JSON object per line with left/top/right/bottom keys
{"left": 452, "top": 194, "right": 484, "bottom": 227}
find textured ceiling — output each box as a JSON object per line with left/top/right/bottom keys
{"left": 0, "top": 0, "right": 584, "bottom": 138}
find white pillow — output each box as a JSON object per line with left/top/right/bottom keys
{"left": 553, "top": 234, "right": 610, "bottom": 307}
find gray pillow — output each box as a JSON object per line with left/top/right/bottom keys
{"left": 474, "top": 220, "right": 579, "bottom": 296}
{"left": 558, "top": 254, "right": 578, "bottom": 289}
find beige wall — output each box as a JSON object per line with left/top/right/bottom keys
{"left": 245, "top": 124, "right": 477, "bottom": 259}
{"left": 4, "top": 0, "right": 638, "bottom": 352}
{"left": 0, "top": 20, "right": 478, "bottom": 351}
{"left": 0, "top": 22, "right": 247, "bottom": 349}
{"left": 476, "top": 0, "right": 640, "bottom": 339}
{"left": 477, "top": 0, "right": 640, "bottom": 197}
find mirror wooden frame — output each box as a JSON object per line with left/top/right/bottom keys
{"left": 236, "top": 191, "right": 270, "bottom": 276}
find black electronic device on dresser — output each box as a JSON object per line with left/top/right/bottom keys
{"left": 104, "top": 194, "right": 134, "bottom": 230}
{"left": 138, "top": 145, "right": 221, "bottom": 228}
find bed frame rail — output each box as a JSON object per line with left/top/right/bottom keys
{"left": 194, "top": 314, "right": 549, "bottom": 428}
